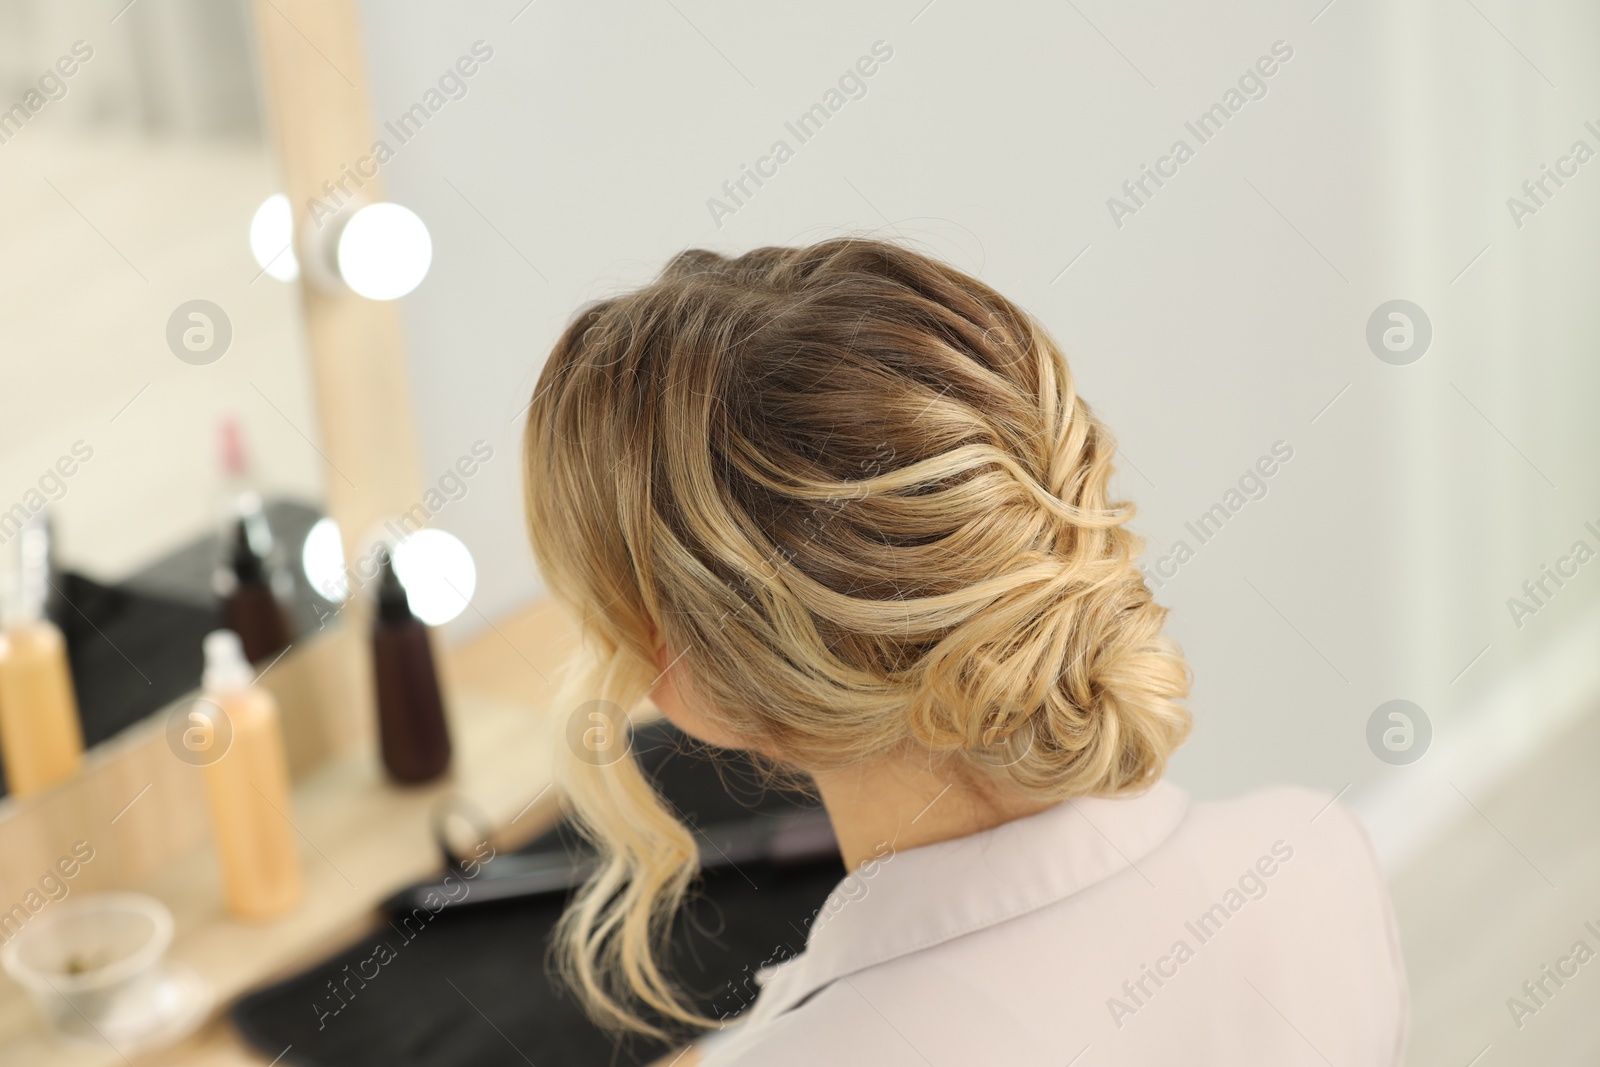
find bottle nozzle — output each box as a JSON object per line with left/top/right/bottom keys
{"left": 377, "top": 547, "right": 417, "bottom": 624}
{"left": 202, "top": 629, "right": 254, "bottom": 692}
{"left": 0, "top": 513, "right": 50, "bottom": 626}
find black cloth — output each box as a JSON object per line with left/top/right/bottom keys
{"left": 55, "top": 572, "right": 220, "bottom": 751}
{"left": 232, "top": 726, "right": 845, "bottom": 1066}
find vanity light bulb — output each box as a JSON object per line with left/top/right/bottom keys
{"left": 392, "top": 529, "right": 475, "bottom": 626}
{"left": 336, "top": 202, "right": 432, "bottom": 300}
{"left": 249, "top": 194, "right": 299, "bottom": 282}
{"left": 301, "top": 517, "right": 348, "bottom": 603}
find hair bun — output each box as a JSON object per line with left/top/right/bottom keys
{"left": 907, "top": 534, "right": 1191, "bottom": 796}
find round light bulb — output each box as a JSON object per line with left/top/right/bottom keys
{"left": 336, "top": 202, "right": 432, "bottom": 300}
{"left": 301, "top": 517, "right": 348, "bottom": 602}
{"left": 249, "top": 194, "right": 299, "bottom": 281}
{"left": 392, "top": 528, "right": 475, "bottom": 626}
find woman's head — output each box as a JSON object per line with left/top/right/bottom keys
{"left": 523, "top": 238, "right": 1191, "bottom": 1035}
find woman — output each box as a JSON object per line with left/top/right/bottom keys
{"left": 523, "top": 239, "right": 1407, "bottom": 1065}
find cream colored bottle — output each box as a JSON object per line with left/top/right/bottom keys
{"left": 197, "top": 630, "right": 302, "bottom": 921}
{"left": 0, "top": 614, "right": 84, "bottom": 797}
{"left": 0, "top": 519, "right": 83, "bottom": 798}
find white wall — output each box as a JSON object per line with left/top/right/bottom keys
{"left": 357, "top": 0, "right": 1600, "bottom": 820}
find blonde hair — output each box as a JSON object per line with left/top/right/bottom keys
{"left": 522, "top": 238, "right": 1191, "bottom": 1037}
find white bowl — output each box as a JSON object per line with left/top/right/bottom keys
{"left": 0, "top": 892, "right": 210, "bottom": 1051}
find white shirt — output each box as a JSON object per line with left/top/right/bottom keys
{"left": 699, "top": 780, "right": 1408, "bottom": 1065}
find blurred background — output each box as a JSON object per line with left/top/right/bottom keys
{"left": 0, "top": 0, "right": 1596, "bottom": 1064}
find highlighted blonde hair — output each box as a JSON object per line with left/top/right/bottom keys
{"left": 522, "top": 238, "right": 1191, "bottom": 1037}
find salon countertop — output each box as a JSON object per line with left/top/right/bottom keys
{"left": 0, "top": 599, "right": 572, "bottom": 1067}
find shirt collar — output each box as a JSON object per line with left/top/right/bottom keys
{"left": 747, "top": 778, "right": 1191, "bottom": 1022}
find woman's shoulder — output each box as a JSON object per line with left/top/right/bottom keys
{"left": 1162, "top": 782, "right": 1392, "bottom": 906}
{"left": 699, "top": 781, "right": 1407, "bottom": 1066}
{"left": 1178, "top": 782, "right": 1380, "bottom": 860}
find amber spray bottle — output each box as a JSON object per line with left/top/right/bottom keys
{"left": 0, "top": 516, "right": 83, "bottom": 797}
{"left": 372, "top": 549, "right": 451, "bottom": 783}
{"left": 197, "top": 629, "right": 302, "bottom": 921}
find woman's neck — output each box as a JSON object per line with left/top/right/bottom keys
{"left": 809, "top": 752, "right": 1056, "bottom": 870}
